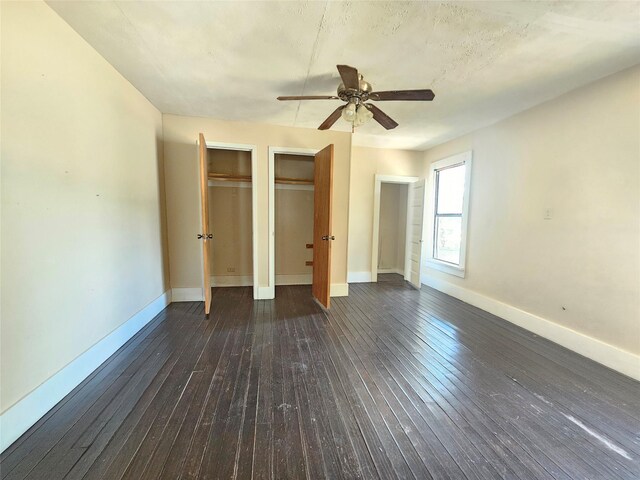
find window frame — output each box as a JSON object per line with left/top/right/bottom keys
{"left": 425, "top": 151, "right": 472, "bottom": 278}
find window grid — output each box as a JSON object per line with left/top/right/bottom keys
{"left": 433, "top": 162, "right": 465, "bottom": 265}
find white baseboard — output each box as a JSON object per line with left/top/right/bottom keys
{"left": 258, "top": 282, "right": 347, "bottom": 298}
{"left": 422, "top": 276, "right": 640, "bottom": 381}
{"left": 330, "top": 283, "right": 349, "bottom": 297}
{"left": 210, "top": 275, "right": 253, "bottom": 287}
{"left": 348, "top": 271, "right": 372, "bottom": 283}
{"left": 171, "top": 287, "right": 203, "bottom": 302}
{"left": 213, "top": 274, "right": 313, "bottom": 288}
{"left": 276, "top": 274, "right": 312, "bottom": 286}
{"left": 377, "top": 267, "right": 404, "bottom": 275}
{"left": 0, "top": 291, "right": 171, "bottom": 453}
{"left": 257, "top": 286, "right": 274, "bottom": 300}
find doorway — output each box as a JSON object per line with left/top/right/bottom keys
{"left": 267, "top": 146, "right": 334, "bottom": 308}
{"left": 268, "top": 147, "right": 317, "bottom": 298}
{"left": 371, "top": 175, "right": 419, "bottom": 283}
{"left": 274, "top": 152, "right": 315, "bottom": 288}
{"left": 202, "top": 140, "right": 258, "bottom": 300}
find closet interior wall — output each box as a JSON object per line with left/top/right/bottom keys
{"left": 275, "top": 153, "right": 314, "bottom": 286}
{"left": 208, "top": 148, "right": 253, "bottom": 286}
{"left": 378, "top": 183, "right": 408, "bottom": 275}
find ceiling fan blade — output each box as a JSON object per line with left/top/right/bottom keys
{"left": 337, "top": 64, "right": 359, "bottom": 90}
{"left": 366, "top": 104, "right": 398, "bottom": 130}
{"left": 318, "top": 106, "right": 345, "bottom": 130}
{"left": 370, "top": 89, "right": 435, "bottom": 101}
{"left": 277, "top": 95, "right": 340, "bottom": 100}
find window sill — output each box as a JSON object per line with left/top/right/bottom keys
{"left": 425, "top": 259, "right": 466, "bottom": 278}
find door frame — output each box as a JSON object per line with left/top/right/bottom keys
{"left": 267, "top": 146, "right": 319, "bottom": 299}
{"left": 371, "top": 174, "right": 419, "bottom": 283}
{"left": 205, "top": 141, "right": 259, "bottom": 299}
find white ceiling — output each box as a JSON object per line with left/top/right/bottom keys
{"left": 48, "top": 1, "right": 640, "bottom": 150}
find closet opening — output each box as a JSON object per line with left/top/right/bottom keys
{"left": 273, "top": 152, "right": 315, "bottom": 291}
{"left": 378, "top": 183, "right": 408, "bottom": 277}
{"left": 371, "top": 175, "right": 419, "bottom": 283}
{"left": 207, "top": 145, "right": 258, "bottom": 297}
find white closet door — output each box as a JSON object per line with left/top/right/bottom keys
{"left": 408, "top": 179, "right": 426, "bottom": 289}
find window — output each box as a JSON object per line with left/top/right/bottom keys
{"left": 426, "top": 151, "right": 472, "bottom": 277}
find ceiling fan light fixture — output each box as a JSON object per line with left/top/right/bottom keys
{"left": 353, "top": 103, "right": 373, "bottom": 127}
{"left": 341, "top": 102, "right": 357, "bottom": 122}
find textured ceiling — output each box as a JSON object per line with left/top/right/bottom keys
{"left": 47, "top": 1, "right": 640, "bottom": 150}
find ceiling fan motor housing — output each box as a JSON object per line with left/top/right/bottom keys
{"left": 337, "top": 75, "right": 372, "bottom": 104}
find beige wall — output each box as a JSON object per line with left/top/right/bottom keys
{"left": 276, "top": 189, "right": 314, "bottom": 278}
{"left": 378, "top": 183, "right": 407, "bottom": 272}
{"left": 163, "top": 114, "right": 351, "bottom": 292}
{"left": 423, "top": 65, "right": 640, "bottom": 355}
{"left": 348, "top": 146, "right": 424, "bottom": 277}
{"left": 1, "top": 1, "right": 168, "bottom": 413}
{"left": 208, "top": 186, "right": 253, "bottom": 276}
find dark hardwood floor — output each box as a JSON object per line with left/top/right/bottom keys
{"left": 2, "top": 274, "right": 639, "bottom": 479}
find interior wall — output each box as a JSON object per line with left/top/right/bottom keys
{"left": 208, "top": 186, "right": 253, "bottom": 278}
{"left": 163, "top": 114, "right": 351, "bottom": 295}
{"left": 1, "top": 0, "right": 168, "bottom": 415}
{"left": 347, "top": 146, "right": 424, "bottom": 281}
{"left": 423, "top": 65, "right": 640, "bottom": 358}
{"left": 275, "top": 189, "right": 314, "bottom": 280}
{"left": 378, "top": 183, "right": 407, "bottom": 273}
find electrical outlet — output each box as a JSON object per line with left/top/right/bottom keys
{"left": 544, "top": 208, "right": 553, "bottom": 220}
{"left": 227, "top": 267, "right": 235, "bottom": 273}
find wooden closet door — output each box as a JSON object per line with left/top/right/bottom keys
{"left": 198, "top": 133, "right": 212, "bottom": 315}
{"left": 312, "top": 144, "right": 334, "bottom": 308}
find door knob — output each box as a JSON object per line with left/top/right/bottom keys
{"left": 197, "top": 234, "right": 213, "bottom": 239}
{"left": 322, "top": 235, "right": 335, "bottom": 241}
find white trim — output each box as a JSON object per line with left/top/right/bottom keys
{"left": 422, "top": 275, "right": 640, "bottom": 381}
{"left": 210, "top": 274, "right": 313, "bottom": 287}
{"left": 425, "top": 258, "right": 466, "bottom": 278}
{"left": 268, "top": 147, "right": 319, "bottom": 298}
{"left": 371, "top": 175, "right": 419, "bottom": 283}
{"left": 425, "top": 151, "right": 472, "bottom": 278}
{"left": 205, "top": 140, "right": 259, "bottom": 300}
{"left": 171, "top": 287, "right": 204, "bottom": 302}
{"left": 330, "top": 283, "right": 349, "bottom": 297}
{"left": 0, "top": 291, "right": 171, "bottom": 453}
{"left": 376, "top": 267, "right": 405, "bottom": 275}
{"left": 211, "top": 275, "right": 253, "bottom": 287}
{"left": 348, "top": 271, "right": 373, "bottom": 283}
{"left": 257, "top": 286, "right": 275, "bottom": 299}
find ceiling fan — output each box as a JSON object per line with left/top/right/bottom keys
{"left": 277, "top": 64, "right": 434, "bottom": 131}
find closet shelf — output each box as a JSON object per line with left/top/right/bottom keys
{"left": 276, "top": 177, "right": 313, "bottom": 185}
{"left": 208, "top": 173, "right": 313, "bottom": 186}
{"left": 208, "top": 173, "right": 251, "bottom": 182}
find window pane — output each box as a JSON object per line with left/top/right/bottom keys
{"left": 436, "top": 164, "right": 466, "bottom": 214}
{"left": 434, "top": 215, "right": 462, "bottom": 264}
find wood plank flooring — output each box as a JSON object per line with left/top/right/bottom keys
{"left": 2, "top": 274, "right": 639, "bottom": 479}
